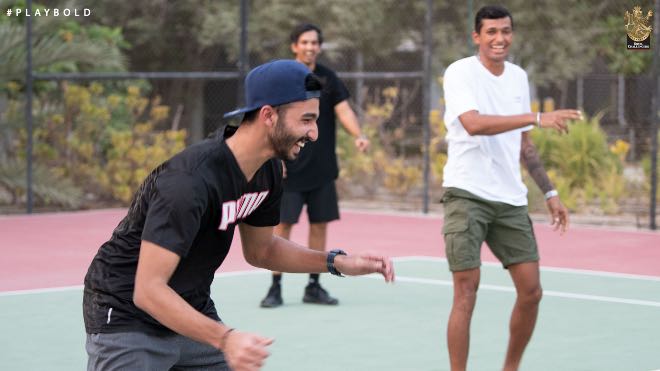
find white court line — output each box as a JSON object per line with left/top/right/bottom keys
{"left": 364, "top": 275, "right": 660, "bottom": 308}
{"left": 394, "top": 256, "right": 660, "bottom": 282}
{"left": 0, "top": 269, "right": 269, "bottom": 297}
{"left": 2, "top": 256, "right": 659, "bottom": 304}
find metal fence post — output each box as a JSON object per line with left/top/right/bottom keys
{"left": 422, "top": 0, "right": 433, "bottom": 213}
{"left": 25, "top": 0, "right": 34, "bottom": 214}
{"left": 649, "top": 0, "right": 660, "bottom": 230}
{"left": 355, "top": 51, "right": 364, "bottom": 121}
{"left": 237, "top": 0, "right": 249, "bottom": 106}
{"left": 576, "top": 76, "right": 584, "bottom": 109}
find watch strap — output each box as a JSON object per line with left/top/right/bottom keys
{"left": 327, "top": 249, "right": 347, "bottom": 277}
{"left": 544, "top": 189, "right": 559, "bottom": 200}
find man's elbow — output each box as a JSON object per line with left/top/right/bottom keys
{"left": 464, "top": 127, "right": 479, "bottom": 136}
{"left": 243, "top": 250, "right": 261, "bottom": 267}
{"left": 457, "top": 118, "right": 479, "bottom": 135}
{"left": 133, "top": 283, "right": 153, "bottom": 311}
{"left": 244, "top": 244, "right": 268, "bottom": 268}
{"left": 458, "top": 112, "right": 483, "bottom": 135}
{"left": 462, "top": 122, "right": 482, "bottom": 136}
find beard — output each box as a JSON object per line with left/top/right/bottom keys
{"left": 269, "top": 116, "right": 306, "bottom": 161}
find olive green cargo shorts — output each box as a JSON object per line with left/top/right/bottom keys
{"left": 442, "top": 187, "right": 539, "bottom": 272}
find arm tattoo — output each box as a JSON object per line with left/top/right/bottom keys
{"left": 520, "top": 135, "right": 554, "bottom": 193}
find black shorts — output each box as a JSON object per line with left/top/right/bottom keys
{"left": 280, "top": 181, "right": 340, "bottom": 224}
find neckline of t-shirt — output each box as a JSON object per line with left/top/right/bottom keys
{"left": 473, "top": 55, "right": 508, "bottom": 80}
{"left": 220, "top": 140, "right": 250, "bottom": 186}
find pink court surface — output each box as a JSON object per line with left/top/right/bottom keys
{"left": 1, "top": 208, "right": 659, "bottom": 292}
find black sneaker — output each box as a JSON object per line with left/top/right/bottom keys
{"left": 303, "top": 283, "right": 339, "bottom": 305}
{"left": 260, "top": 284, "right": 283, "bottom": 308}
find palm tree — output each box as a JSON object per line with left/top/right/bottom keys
{"left": 0, "top": 0, "right": 126, "bottom": 84}
{"left": 0, "top": 0, "right": 127, "bottom": 209}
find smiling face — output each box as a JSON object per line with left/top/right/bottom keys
{"left": 473, "top": 17, "right": 513, "bottom": 69}
{"left": 269, "top": 99, "right": 319, "bottom": 161}
{"left": 291, "top": 30, "right": 321, "bottom": 68}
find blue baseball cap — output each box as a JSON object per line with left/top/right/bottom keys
{"left": 223, "top": 60, "right": 321, "bottom": 118}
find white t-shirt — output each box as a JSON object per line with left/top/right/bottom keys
{"left": 442, "top": 56, "right": 533, "bottom": 206}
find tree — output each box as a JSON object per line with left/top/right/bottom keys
{"left": 89, "top": 0, "right": 426, "bottom": 141}
{"left": 88, "top": 0, "right": 241, "bottom": 142}
{"left": 596, "top": 4, "right": 653, "bottom": 75}
{"left": 0, "top": 0, "right": 126, "bottom": 84}
{"left": 1, "top": 0, "right": 127, "bottom": 162}
{"left": 0, "top": 0, "right": 127, "bottom": 210}
{"left": 456, "top": 0, "right": 610, "bottom": 88}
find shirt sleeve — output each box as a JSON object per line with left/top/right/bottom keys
{"left": 141, "top": 170, "right": 207, "bottom": 257}
{"left": 443, "top": 63, "right": 479, "bottom": 127}
{"left": 243, "top": 160, "right": 283, "bottom": 227}
{"left": 330, "top": 70, "right": 350, "bottom": 107}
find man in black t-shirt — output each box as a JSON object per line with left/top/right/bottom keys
{"left": 260, "top": 24, "right": 369, "bottom": 308}
{"left": 83, "top": 60, "right": 394, "bottom": 371}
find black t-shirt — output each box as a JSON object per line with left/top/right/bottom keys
{"left": 283, "top": 63, "right": 350, "bottom": 191}
{"left": 83, "top": 136, "right": 282, "bottom": 334}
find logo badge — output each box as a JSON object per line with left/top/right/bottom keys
{"left": 625, "top": 6, "right": 653, "bottom": 50}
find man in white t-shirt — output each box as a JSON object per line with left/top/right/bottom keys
{"left": 441, "top": 5, "right": 581, "bottom": 371}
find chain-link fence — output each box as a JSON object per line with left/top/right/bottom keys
{"left": 1, "top": 0, "right": 658, "bottom": 228}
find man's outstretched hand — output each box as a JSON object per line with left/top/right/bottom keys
{"left": 333, "top": 253, "right": 395, "bottom": 282}
{"left": 539, "top": 109, "right": 582, "bottom": 134}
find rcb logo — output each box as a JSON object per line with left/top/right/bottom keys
{"left": 625, "top": 6, "right": 653, "bottom": 50}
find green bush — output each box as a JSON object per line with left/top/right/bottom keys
{"left": 2, "top": 82, "right": 186, "bottom": 207}
{"left": 337, "top": 86, "right": 423, "bottom": 199}
{"left": 429, "top": 108, "right": 447, "bottom": 187}
{"left": 527, "top": 114, "right": 628, "bottom": 214}
{"left": 0, "top": 159, "right": 83, "bottom": 208}
{"left": 641, "top": 131, "right": 660, "bottom": 199}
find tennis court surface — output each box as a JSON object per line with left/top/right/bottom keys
{"left": 1, "top": 208, "right": 659, "bottom": 370}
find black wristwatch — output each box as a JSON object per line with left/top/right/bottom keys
{"left": 327, "top": 249, "right": 347, "bottom": 277}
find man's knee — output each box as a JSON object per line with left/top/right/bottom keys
{"left": 452, "top": 272, "right": 480, "bottom": 311}
{"left": 518, "top": 285, "right": 543, "bottom": 306}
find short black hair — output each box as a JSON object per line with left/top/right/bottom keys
{"left": 290, "top": 23, "right": 323, "bottom": 45}
{"left": 475, "top": 5, "right": 513, "bottom": 33}
{"left": 241, "top": 73, "right": 323, "bottom": 123}
{"left": 241, "top": 108, "right": 261, "bottom": 123}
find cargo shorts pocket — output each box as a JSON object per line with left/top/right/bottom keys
{"left": 442, "top": 198, "right": 469, "bottom": 234}
{"left": 443, "top": 197, "right": 478, "bottom": 271}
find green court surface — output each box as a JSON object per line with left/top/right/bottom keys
{"left": 1, "top": 258, "right": 659, "bottom": 370}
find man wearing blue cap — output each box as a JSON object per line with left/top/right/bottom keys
{"left": 83, "top": 60, "right": 395, "bottom": 371}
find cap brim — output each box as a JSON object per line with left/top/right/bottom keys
{"left": 223, "top": 107, "right": 254, "bottom": 119}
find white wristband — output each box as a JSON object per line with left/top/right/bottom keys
{"left": 535, "top": 112, "right": 541, "bottom": 128}
{"left": 544, "top": 189, "right": 559, "bottom": 200}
